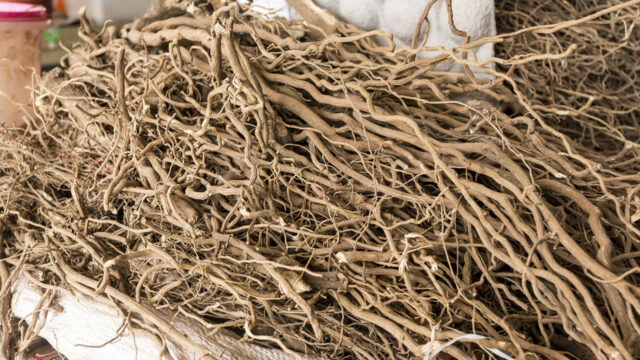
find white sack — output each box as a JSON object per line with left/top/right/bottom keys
{"left": 245, "top": 0, "right": 496, "bottom": 78}
{"left": 11, "top": 276, "right": 311, "bottom": 360}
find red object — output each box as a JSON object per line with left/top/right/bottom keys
{"left": 35, "top": 351, "right": 58, "bottom": 360}
{"left": 35, "top": 350, "right": 60, "bottom": 360}
{"left": 0, "top": 1, "right": 47, "bottom": 21}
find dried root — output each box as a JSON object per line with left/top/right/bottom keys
{"left": 1, "top": 1, "right": 640, "bottom": 359}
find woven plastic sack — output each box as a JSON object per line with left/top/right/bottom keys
{"left": 12, "top": 276, "right": 311, "bottom": 360}
{"left": 247, "top": 0, "right": 496, "bottom": 78}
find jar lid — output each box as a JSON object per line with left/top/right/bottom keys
{"left": 0, "top": 2, "right": 46, "bottom": 21}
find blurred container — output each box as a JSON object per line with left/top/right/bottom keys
{"left": 0, "top": 1, "right": 52, "bottom": 18}
{"left": 65, "top": 0, "right": 151, "bottom": 24}
{"left": 0, "top": 1, "right": 47, "bottom": 127}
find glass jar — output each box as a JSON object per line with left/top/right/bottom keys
{"left": 0, "top": 1, "right": 47, "bottom": 127}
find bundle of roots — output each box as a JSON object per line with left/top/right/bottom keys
{"left": 1, "top": 0, "right": 640, "bottom": 359}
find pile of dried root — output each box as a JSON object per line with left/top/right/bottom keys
{"left": 496, "top": 0, "right": 640, "bottom": 154}
{"left": 1, "top": 0, "right": 640, "bottom": 359}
